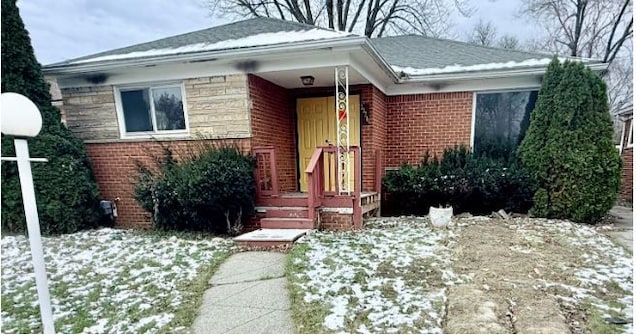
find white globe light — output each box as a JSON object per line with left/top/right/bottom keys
{"left": 0, "top": 92, "right": 43, "bottom": 137}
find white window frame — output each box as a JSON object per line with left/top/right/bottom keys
{"left": 114, "top": 81, "right": 190, "bottom": 139}
{"left": 470, "top": 88, "right": 540, "bottom": 151}
{"left": 627, "top": 120, "right": 633, "bottom": 148}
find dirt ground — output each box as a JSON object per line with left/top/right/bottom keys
{"left": 442, "top": 217, "right": 630, "bottom": 334}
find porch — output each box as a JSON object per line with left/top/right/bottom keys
{"left": 250, "top": 145, "right": 382, "bottom": 231}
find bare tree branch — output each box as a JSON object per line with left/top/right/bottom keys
{"left": 204, "top": 0, "right": 470, "bottom": 37}
{"left": 468, "top": 19, "right": 497, "bottom": 46}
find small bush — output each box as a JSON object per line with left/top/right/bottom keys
{"left": 383, "top": 145, "right": 536, "bottom": 215}
{"left": 134, "top": 142, "right": 255, "bottom": 235}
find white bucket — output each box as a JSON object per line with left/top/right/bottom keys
{"left": 429, "top": 206, "right": 453, "bottom": 228}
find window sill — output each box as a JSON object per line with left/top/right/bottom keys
{"left": 120, "top": 131, "right": 190, "bottom": 140}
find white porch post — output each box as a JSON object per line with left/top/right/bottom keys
{"left": 335, "top": 66, "right": 350, "bottom": 195}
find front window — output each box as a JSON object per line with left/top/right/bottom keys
{"left": 118, "top": 84, "right": 187, "bottom": 135}
{"left": 473, "top": 90, "right": 538, "bottom": 159}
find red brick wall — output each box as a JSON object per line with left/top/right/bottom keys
{"left": 361, "top": 86, "right": 387, "bottom": 191}
{"left": 320, "top": 212, "right": 354, "bottom": 230}
{"left": 620, "top": 118, "right": 633, "bottom": 202}
{"left": 386, "top": 92, "right": 474, "bottom": 167}
{"left": 249, "top": 75, "right": 298, "bottom": 192}
{"left": 86, "top": 139, "right": 251, "bottom": 227}
{"left": 620, "top": 148, "right": 633, "bottom": 202}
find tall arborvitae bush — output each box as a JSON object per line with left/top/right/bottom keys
{"left": 518, "top": 58, "right": 621, "bottom": 224}
{"left": 1, "top": 0, "right": 102, "bottom": 234}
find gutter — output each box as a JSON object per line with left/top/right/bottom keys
{"left": 398, "top": 61, "right": 608, "bottom": 83}
{"left": 43, "top": 36, "right": 369, "bottom": 75}
{"left": 361, "top": 40, "right": 401, "bottom": 82}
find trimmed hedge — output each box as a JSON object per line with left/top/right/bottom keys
{"left": 134, "top": 143, "right": 255, "bottom": 235}
{"left": 383, "top": 146, "right": 536, "bottom": 216}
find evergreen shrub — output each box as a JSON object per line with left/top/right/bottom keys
{"left": 134, "top": 143, "right": 255, "bottom": 235}
{"left": 518, "top": 58, "right": 621, "bottom": 223}
{"left": 1, "top": 0, "right": 102, "bottom": 234}
{"left": 383, "top": 146, "right": 536, "bottom": 216}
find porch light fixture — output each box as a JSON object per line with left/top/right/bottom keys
{"left": 300, "top": 75, "right": 315, "bottom": 86}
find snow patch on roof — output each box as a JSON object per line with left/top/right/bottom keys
{"left": 392, "top": 58, "right": 562, "bottom": 75}
{"left": 72, "top": 29, "right": 354, "bottom": 64}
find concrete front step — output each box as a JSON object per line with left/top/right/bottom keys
{"left": 233, "top": 228, "right": 311, "bottom": 248}
{"left": 260, "top": 217, "right": 314, "bottom": 229}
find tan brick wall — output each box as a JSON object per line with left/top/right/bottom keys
{"left": 61, "top": 75, "right": 250, "bottom": 141}
{"left": 184, "top": 75, "right": 250, "bottom": 138}
{"left": 85, "top": 139, "right": 252, "bottom": 228}
{"left": 386, "top": 92, "right": 474, "bottom": 167}
{"left": 61, "top": 86, "right": 120, "bottom": 140}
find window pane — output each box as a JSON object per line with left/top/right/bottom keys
{"left": 121, "top": 89, "right": 152, "bottom": 132}
{"left": 152, "top": 87, "right": 186, "bottom": 131}
{"left": 474, "top": 91, "right": 538, "bottom": 160}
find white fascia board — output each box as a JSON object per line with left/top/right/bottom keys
{"left": 385, "top": 75, "right": 544, "bottom": 96}
{"left": 44, "top": 37, "right": 368, "bottom": 75}
{"left": 56, "top": 49, "right": 358, "bottom": 88}
{"left": 399, "top": 61, "right": 607, "bottom": 83}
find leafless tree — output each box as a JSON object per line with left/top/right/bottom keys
{"left": 520, "top": 0, "right": 632, "bottom": 63}
{"left": 468, "top": 19, "right": 497, "bottom": 46}
{"left": 520, "top": 0, "right": 633, "bottom": 114}
{"left": 204, "top": 0, "right": 473, "bottom": 37}
{"left": 497, "top": 35, "right": 520, "bottom": 49}
{"left": 467, "top": 19, "right": 520, "bottom": 50}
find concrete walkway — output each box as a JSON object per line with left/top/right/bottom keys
{"left": 607, "top": 206, "right": 633, "bottom": 253}
{"left": 192, "top": 252, "right": 294, "bottom": 334}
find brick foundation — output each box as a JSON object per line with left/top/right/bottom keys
{"left": 320, "top": 212, "right": 354, "bottom": 230}
{"left": 85, "top": 139, "right": 251, "bottom": 228}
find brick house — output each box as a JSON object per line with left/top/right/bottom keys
{"left": 43, "top": 18, "right": 606, "bottom": 231}
{"left": 617, "top": 107, "right": 633, "bottom": 203}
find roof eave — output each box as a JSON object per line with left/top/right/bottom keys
{"left": 398, "top": 61, "right": 608, "bottom": 83}
{"left": 43, "top": 36, "right": 368, "bottom": 75}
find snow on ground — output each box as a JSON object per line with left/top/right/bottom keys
{"left": 290, "top": 216, "right": 633, "bottom": 334}
{"left": 290, "top": 218, "right": 463, "bottom": 333}
{"left": 72, "top": 29, "right": 355, "bottom": 64}
{"left": 516, "top": 219, "right": 634, "bottom": 334}
{"left": 1, "top": 228, "right": 232, "bottom": 334}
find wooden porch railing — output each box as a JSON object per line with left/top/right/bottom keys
{"left": 252, "top": 147, "right": 279, "bottom": 198}
{"left": 305, "top": 146, "right": 363, "bottom": 228}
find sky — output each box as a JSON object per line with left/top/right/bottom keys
{"left": 17, "top": 0, "right": 540, "bottom": 65}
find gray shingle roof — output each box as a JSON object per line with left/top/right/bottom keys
{"left": 47, "top": 17, "right": 598, "bottom": 72}
{"left": 50, "top": 17, "right": 351, "bottom": 66}
{"left": 369, "top": 34, "right": 560, "bottom": 70}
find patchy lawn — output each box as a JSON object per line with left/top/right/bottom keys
{"left": 1, "top": 228, "right": 233, "bottom": 334}
{"left": 287, "top": 216, "right": 633, "bottom": 334}
{"left": 286, "top": 218, "right": 465, "bottom": 333}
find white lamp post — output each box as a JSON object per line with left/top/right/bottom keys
{"left": 1, "top": 92, "right": 55, "bottom": 334}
